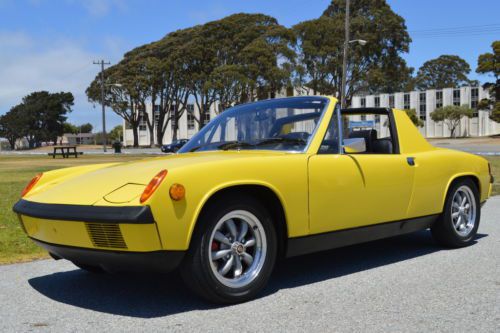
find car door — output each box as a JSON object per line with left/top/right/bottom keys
{"left": 308, "top": 109, "right": 415, "bottom": 235}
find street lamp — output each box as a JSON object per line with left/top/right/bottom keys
{"left": 349, "top": 39, "right": 367, "bottom": 46}
{"left": 340, "top": 0, "right": 367, "bottom": 109}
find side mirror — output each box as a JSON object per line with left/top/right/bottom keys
{"left": 343, "top": 138, "right": 366, "bottom": 154}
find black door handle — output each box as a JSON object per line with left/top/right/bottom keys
{"left": 407, "top": 157, "right": 415, "bottom": 166}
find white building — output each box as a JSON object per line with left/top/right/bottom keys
{"left": 58, "top": 133, "right": 96, "bottom": 145}
{"left": 123, "top": 103, "right": 218, "bottom": 146}
{"left": 123, "top": 86, "right": 499, "bottom": 146}
{"left": 351, "top": 86, "right": 499, "bottom": 138}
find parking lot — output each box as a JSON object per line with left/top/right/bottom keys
{"left": 0, "top": 196, "right": 498, "bottom": 332}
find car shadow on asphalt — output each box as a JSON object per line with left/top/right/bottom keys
{"left": 28, "top": 231, "right": 488, "bottom": 318}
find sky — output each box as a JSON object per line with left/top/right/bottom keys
{"left": 0, "top": 0, "right": 499, "bottom": 131}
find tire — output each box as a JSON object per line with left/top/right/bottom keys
{"left": 180, "top": 194, "right": 277, "bottom": 304}
{"left": 431, "top": 178, "right": 480, "bottom": 248}
{"left": 72, "top": 262, "right": 105, "bottom": 273}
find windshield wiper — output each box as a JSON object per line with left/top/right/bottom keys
{"left": 217, "top": 141, "right": 255, "bottom": 150}
{"left": 256, "top": 137, "right": 306, "bottom": 146}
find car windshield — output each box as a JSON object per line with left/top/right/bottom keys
{"left": 179, "top": 97, "right": 329, "bottom": 153}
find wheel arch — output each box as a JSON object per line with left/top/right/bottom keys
{"left": 187, "top": 182, "right": 289, "bottom": 258}
{"left": 442, "top": 173, "right": 481, "bottom": 209}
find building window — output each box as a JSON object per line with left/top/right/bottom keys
{"left": 471, "top": 87, "right": 479, "bottom": 107}
{"left": 419, "top": 92, "right": 426, "bottom": 119}
{"left": 203, "top": 112, "right": 211, "bottom": 125}
{"left": 138, "top": 112, "right": 147, "bottom": 131}
{"left": 170, "top": 118, "right": 176, "bottom": 131}
{"left": 389, "top": 95, "right": 395, "bottom": 108}
{"left": 471, "top": 88, "right": 479, "bottom": 117}
{"left": 453, "top": 89, "right": 461, "bottom": 106}
{"left": 186, "top": 104, "right": 195, "bottom": 130}
{"left": 374, "top": 96, "right": 380, "bottom": 107}
{"left": 436, "top": 90, "right": 443, "bottom": 109}
{"left": 360, "top": 97, "right": 366, "bottom": 108}
{"left": 403, "top": 93, "right": 410, "bottom": 110}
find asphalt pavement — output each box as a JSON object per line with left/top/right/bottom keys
{"left": 1, "top": 197, "right": 499, "bottom": 332}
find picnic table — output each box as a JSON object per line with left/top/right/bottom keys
{"left": 48, "top": 146, "right": 83, "bottom": 158}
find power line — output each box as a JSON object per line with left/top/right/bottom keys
{"left": 409, "top": 23, "right": 500, "bottom": 33}
{"left": 409, "top": 23, "right": 500, "bottom": 39}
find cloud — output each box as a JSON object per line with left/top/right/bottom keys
{"left": 0, "top": 31, "right": 122, "bottom": 129}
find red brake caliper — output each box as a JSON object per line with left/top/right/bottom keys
{"left": 211, "top": 241, "right": 219, "bottom": 251}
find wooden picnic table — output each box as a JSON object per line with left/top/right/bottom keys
{"left": 48, "top": 146, "right": 83, "bottom": 158}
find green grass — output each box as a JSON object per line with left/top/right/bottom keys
{"left": 0, "top": 154, "right": 146, "bottom": 264}
{"left": 0, "top": 154, "right": 499, "bottom": 264}
{"left": 488, "top": 156, "right": 500, "bottom": 196}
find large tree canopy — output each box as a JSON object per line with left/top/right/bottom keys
{"left": 293, "top": 0, "right": 412, "bottom": 101}
{"left": 415, "top": 55, "right": 471, "bottom": 90}
{"left": 476, "top": 40, "right": 499, "bottom": 122}
{"left": 86, "top": 13, "right": 295, "bottom": 147}
{"left": 0, "top": 91, "right": 74, "bottom": 149}
{"left": 0, "top": 106, "right": 28, "bottom": 149}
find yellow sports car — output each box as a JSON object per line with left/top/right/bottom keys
{"left": 14, "top": 96, "right": 493, "bottom": 303}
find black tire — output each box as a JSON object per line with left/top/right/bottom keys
{"left": 72, "top": 262, "right": 105, "bottom": 273}
{"left": 431, "top": 178, "right": 480, "bottom": 248}
{"left": 180, "top": 194, "right": 277, "bottom": 304}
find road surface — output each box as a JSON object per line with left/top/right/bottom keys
{"left": 1, "top": 197, "right": 499, "bottom": 332}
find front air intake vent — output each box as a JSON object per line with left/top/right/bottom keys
{"left": 85, "top": 223, "right": 127, "bottom": 249}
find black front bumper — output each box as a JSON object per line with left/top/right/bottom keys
{"left": 33, "top": 238, "right": 185, "bottom": 273}
{"left": 13, "top": 199, "right": 155, "bottom": 224}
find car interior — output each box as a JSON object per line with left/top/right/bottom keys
{"left": 348, "top": 129, "right": 393, "bottom": 154}
{"left": 319, "top": 108, "right": 396, "bottom": 155}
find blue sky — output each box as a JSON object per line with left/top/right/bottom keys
{"left": 0, "top": 0, "right": 499, "bottom": 130}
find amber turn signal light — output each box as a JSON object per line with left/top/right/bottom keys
{"left": 140, "top": 170, "right": 168, "bottom": 204}
{"left": 169, "top": 183, "right": 185, "bottom": 201}
{"left": 21, "top": 173, "right": 43, "bottom": 197}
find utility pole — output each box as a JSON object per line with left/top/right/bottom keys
{"left": 93, "top": 60, "right": 111, "bottom": 152}
{"left": 341, "top": 0, "right": 350, "bottom": 109}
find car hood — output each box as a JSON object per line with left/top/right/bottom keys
{"left": 25, "top": 150, "right": 288, "bottom": 206}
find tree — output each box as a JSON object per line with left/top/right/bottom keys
{"left": 63, "top": 122, "right": 79, "bottom": 134}
{"left": 109, "top": 125, "right": 123, "bottom": 142}
{"left": 86, "top": 64, "right": 143, "bottom": 147}
{"left": 182, "top": 14, "right": 295, "bottom": 124}
{"left": 293, "top": 0, "right": 412, "bottom": 102}
{"left": 4, "top": 91, "right": 74, "bottom": 148}
{"left": 476, "top": 40, "right": 499, "bottom": 122}
{"left": 0, "top": 106, "right": 29, "bottom": 149}
{"left": 416, "top": 55, "right": 471, "bottom": 90}
{"left": 403, "top": 108, "right": 424, "bottom": 127}
{"left": 87, "top": 13, "right": 296, "bottom": 147}
{"left": 430, "top": 105, "right": 474, "bottom": 138}
{"left": 79, "top": 123, "right": 93, "bottom": 133}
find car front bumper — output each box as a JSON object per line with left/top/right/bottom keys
{"left": 13, "top": 199, "right": 185, "bottom": 272}
{"left": 33, "top": 238, "right": 184, "bottom": 273}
